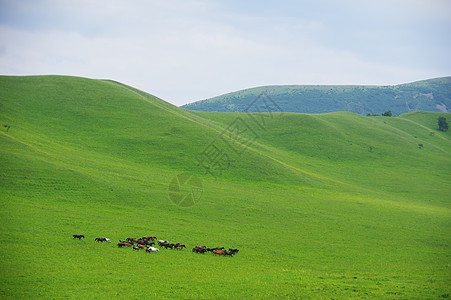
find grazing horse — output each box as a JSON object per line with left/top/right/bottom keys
{"left": 193, "top": 247, "right": 207, "bottom": 254}
{"left": 175, "top": 245, "right": 186, "bottom": 250}
{"left": 118, "top": 241, "right": 133, "bottom": 247}
{"left": 213, "top": 250, "right": 225, "bottom": 256}
{"left": 158, "top": 240, "right": 169, "bottom": 247}
{"left": 229, "top": 248, "right": 239, "bottom": 254}
{"left": 73, "top": 235, "right": 84, "bottom": 239}
{"left": 127, "top": 238, "right": 141, "bottom": 243}
{"left": 146, "top": 247, "right": 159, "bottom": 253}
{"left": 163, "top": 243, "right": 174, "bottom": 249}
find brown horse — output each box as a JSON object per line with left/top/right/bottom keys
{"left": 118, "top": 241, "right": 133, "bottom": 247}
{"left": 213, "top": 250, "right": 225, "bottom": 256}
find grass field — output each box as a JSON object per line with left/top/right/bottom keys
{"left": 0, "top": 75, "right": 450, "bottom": 298}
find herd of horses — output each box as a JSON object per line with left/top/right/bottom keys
{"left": 73, "top": 234, "right": 239, "bottom": 257}
{"left": 192, "top": 245, "right": 239, "bottom": 256}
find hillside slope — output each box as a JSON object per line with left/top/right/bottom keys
{"left": 182, "top": 77, "right": 451, "bottom": 115}
{"left": 0, "top": 76, "right": 450, "bottom": 298}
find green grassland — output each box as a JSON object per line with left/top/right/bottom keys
{"left": 182, "top": 76, "right": 451, "bottom": 116}
{"left": 0, "top": 75, "right": 450, "bottom": 298}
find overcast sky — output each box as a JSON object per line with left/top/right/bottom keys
{"left": 1, "top": 0, "right": 450, "bottom": 106}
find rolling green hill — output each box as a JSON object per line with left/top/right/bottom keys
{"left": 1, "top": 76, "right": 450, "bottom": 298}
{"left": 182, "top": 77, "right": 451, "bottom": 116}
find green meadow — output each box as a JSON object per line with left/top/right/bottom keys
{"left": 0, "top": 76, "right": 450, "bottom": 298}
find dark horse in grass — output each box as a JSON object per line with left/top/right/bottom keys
{"left": 73, "top": 235, "right": 85, "bottom": 239}
{"left": 95, "top": 237, "right": 110, "bottom": 242}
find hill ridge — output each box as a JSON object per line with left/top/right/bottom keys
{"left": 182, "top": 76, "right": 451, "bottom": 115}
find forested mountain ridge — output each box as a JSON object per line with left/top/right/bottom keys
{"left": 182, "top": 77, "right": 451, "bottom": 115}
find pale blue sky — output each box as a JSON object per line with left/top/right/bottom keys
{"left": 1, "top": 0, "right": 450, "bottom": 105}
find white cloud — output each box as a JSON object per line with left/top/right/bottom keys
{"left": 0, "top": 0, "right": 450, "bottom": 105}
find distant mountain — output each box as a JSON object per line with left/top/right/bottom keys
{"left": 182, "top": 77, "right": 451, "bottom": 115}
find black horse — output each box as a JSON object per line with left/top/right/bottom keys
{"left": 229, "top": 248, "right": 239, "bottom": 254}
{"left": 73, "top": 235, "right": 84, "bottom": 239}
{"left": 163, "top": 243, "right": 174, "bottom": 249}
{"left": 193, "top": 248, "right": 207, "bottom": 254}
